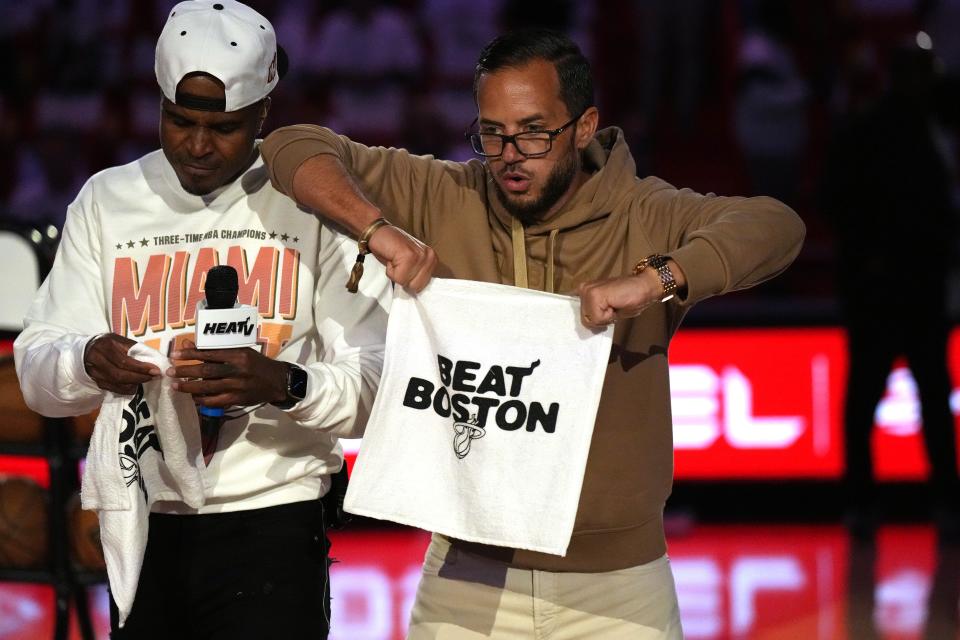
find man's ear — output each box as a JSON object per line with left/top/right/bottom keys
{"left": 257, "top": 97, "right": 272, "bottom": 133}
{"left": 575, "top": 106, "right": 599, "bottom": 150}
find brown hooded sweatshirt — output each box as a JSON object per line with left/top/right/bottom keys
{"left": 261, "top": 125, "right": 805, "bottom": 573}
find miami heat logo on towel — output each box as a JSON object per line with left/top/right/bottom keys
{"left": 452, "top": 415, "right": 485, "bottom": 459}
{"left": 118, "top": 386, "right": 163, "bottom": 502}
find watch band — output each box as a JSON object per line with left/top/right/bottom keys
{"left": 633, "top": 254, "right": 678, "bottom": 303}
{"left": 272, "top": 363, "right": 308, "bottom": 410}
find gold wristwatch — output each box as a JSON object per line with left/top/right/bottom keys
{"left": 633, "top": 254, "right": 678, "bottom": 303}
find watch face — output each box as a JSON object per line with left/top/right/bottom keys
{"left": 289, "top": 365, "right": 308, "bottom": 400}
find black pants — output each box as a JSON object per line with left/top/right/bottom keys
{"left": 110, "top": 499, "right": 331, "bottom": 639}
{"left": 844, "top": 315, "right": 959, "bottom": 507}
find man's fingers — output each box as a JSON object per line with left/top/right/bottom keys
{"left": 170, "top": 361, "right": 236, "bottom": 380}
{"left": 578, "top": 273, "right": 660, "bottom": 327}
{"left": 112, "top": 368, "right": 159, "bottom": 384}
{"left": 579, "top": 283, "right": 616, "bottom": 328}
{"left": 170, "top": 347, "right": 238, "bottom": 364}
{"left": 88, "top": 334, "right": 162, "bottom": 376}
{"left": 187, "top": 393, "right": 235, "bottom": 408}
{"left": 176, "top": 382, "right": 242, "bottom": 408}
{"left": 174, "top": 377, "right": 235, "bottom": 397}
{"left": 88, "top": 362, "right": 144, "bottom": 394}
{"left": 404, "top": 256, "right": 436, "bottom": 293}
{"left": 369, "top": 225, "right": 437, "bottom": 290}
{"left": 580, "top": 304, "right": 610, "bottom": 327}
{"left": 91, "top": 352, "right": 160, "bottom": 378}
{"left": 582, "top": 311, "right": 615, "bottom": 328}
{"left": 421, "top": 247, "right": 439, "bottom": 280}
{"left": 165, "top": 346, "right": 284, "bottom": 408}
{"left": 394, "top": 246, "right": 438, "bottom": 292}
{"left": 405, "top": 272, "right": 431, "bottom": 294}
{"left": 385, "top": 260, "right": 415, "bottom": 288}
{"left": 115, "top": 354, "right": 163, "bottom": 377}
{"left": 89, "top": 364, "right": 156, "bottom": 389}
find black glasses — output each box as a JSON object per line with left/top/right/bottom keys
{"left": 466, "top": 112, "right": 584, "bottom": 158}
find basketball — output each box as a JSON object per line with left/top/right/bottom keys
{"left": 0, "top": 477, "right": 48, "bottom": 568}
{"left": 67, "top": 492, "right": 105, "bottom": 571}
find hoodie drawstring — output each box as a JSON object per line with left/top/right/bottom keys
{"left": 546, "top": 228, "right": 558, "bottom": 294}
{"left": 511, "top": 216, "right": 528, "bottom": 289}
{"left": 511, "top": 216, "right": 560, "bottom": 293}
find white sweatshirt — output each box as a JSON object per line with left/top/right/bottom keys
{"left": 14, "top": 148, "right": 391, "bottom": 514}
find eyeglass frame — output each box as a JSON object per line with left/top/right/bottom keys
{"left": 465, "top": 111, "right": 586, "bottom": 158}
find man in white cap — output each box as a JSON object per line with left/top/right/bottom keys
{"left": 14, "top": 1, "right": 390, "bottom": 637}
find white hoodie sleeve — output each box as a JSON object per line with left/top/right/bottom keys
{"left": 282, "top": 226, "right": 390, "bottom": 437}
{"left": 14, "top": 193, "right": 109, "bottom": 417}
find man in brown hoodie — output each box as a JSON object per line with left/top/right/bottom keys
{"left": 262, "top": 28, "right": 804, "bottom": 640}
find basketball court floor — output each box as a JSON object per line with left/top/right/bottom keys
{"left": 1, "top": 522, "right": 957, "bottom": 640}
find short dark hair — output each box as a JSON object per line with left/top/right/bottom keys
{"left": 473, "top": 28, "right": 594, "bottom": 118}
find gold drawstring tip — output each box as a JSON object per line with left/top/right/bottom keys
{"left": 346, "top": 253, "right": 365, "bottom": 293}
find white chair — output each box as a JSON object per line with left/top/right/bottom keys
{"left": 0, "top": 228, "right": 43, "bottom": 334}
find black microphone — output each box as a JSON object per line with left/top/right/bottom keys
{"left": 197, "top": 265, "right": 240, "bottom": 458}
{"left": 195, "top": 265, "right": 259, "bottom": 349}
{"left": 204, "top": 264, "right": 239, "bottom": 311}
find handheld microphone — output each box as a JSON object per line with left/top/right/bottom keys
{"left": 194, "top": 266, "right": 259, "bottom": 350}
{"left": 193, "top": 265, "right": 259, "bottom": 459}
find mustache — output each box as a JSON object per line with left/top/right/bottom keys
{"left": 181, "top": 161, "right": 219, "bottom": 170}
{"left": 498, "top": 167, "right": 532, "bottom": 179}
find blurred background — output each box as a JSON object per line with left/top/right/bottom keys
{"left": 2, "top": 0, "right": 960, "bottom": 638}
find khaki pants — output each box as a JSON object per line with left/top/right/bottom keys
{"left": 407, "top": 534, "right": 683, "bottom": 639}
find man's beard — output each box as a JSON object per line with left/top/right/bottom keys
{"left": 493, "top": 150, "right": 578, "bottom": 227}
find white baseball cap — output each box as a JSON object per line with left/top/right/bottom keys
{"left": 155, "top": 0, "right": 281, "bottom": 112}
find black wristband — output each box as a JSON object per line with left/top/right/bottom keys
{"left": 272, "top": 363, "right": 307, "bottom": 410}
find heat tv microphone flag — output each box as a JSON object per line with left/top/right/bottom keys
{"left": 194, "top": 266, "right": 259, "bottom": 350}
{"left": 193, "top": 266, "right": 259, "bottom": 450}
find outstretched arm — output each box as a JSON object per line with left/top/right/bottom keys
{"left": 577, "top": 183, "right": 805, "bottom": 326}
{"left": 262, "top": 125, "right": 475, "bottom": 292}
{"left": 578, "top": 259, "right": 688, "bottom": 328}
{"left": 289, "top": 154, "right": 437, "bottom": 292}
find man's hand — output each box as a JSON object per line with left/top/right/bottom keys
{"left": 168, "top": 340, "right": 289, "bottom": 408}
{"left": 367, "top": 224, "right": 437, "bottom": 293}
{"left": 83, "top": 333, "right": 161, "bottom": 395}
{"left": 578, "top": 260, "right": 686, "bottom": 328}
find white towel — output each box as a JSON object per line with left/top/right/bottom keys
{"left": 80, "top": 343, "right": 206, "bottom": 626}
{"left": 345, "top": 279, "right": 613, "bottom": 556}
